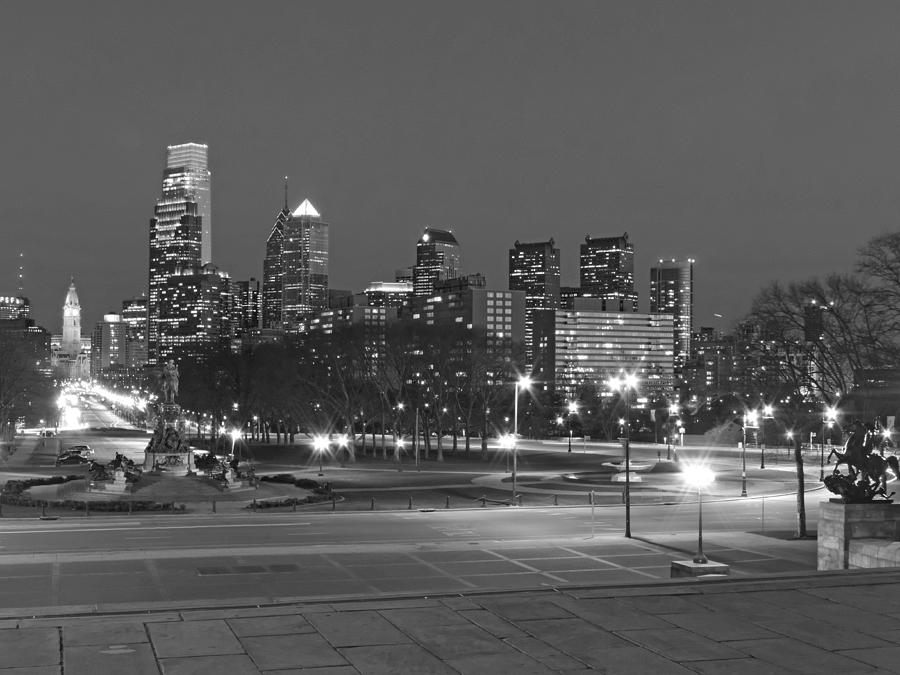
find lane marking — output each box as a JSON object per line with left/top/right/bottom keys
{"left": 1, "top": 522, "right": 312, "bottom": 535}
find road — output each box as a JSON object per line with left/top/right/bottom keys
{"left": 0, "top": 392, "right": 824, "bottom": 611}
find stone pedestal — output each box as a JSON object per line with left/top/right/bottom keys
{"left": 818, "top": 500, "right": 900, "bottom": 570}
{"left": 143, "top": 403, "right": 194, "bottom": 475}
{"left": 670, "top": 560, "right": 730, "bottom": 578}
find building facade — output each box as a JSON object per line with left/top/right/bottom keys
{"left": 121, "top": 296, "right": 148, "bottom": 368}
{"left": 281, "top": 199, "right": 329, "bottom": 331}
{"left": 166, "top": 143, "right": 212, "bottom": 264}
{"left": 0, "top": 296, "right": 30, "bottom": 320}
{"left": 90, "top": 313, "right": 125, "bottom": 375}
{"left": 157, "top": 264, "right": 233, "bottom": 361}
{"left": 649, "top": 258, "right": 694, "bottom": 373}
{"left": 148, "top": 150, "right": 203, "bottom": 364}
{"left": 508, "top": 239, "right": 560, "bottom": 377}
{"left": 412, "top": 228, "right": 460, "bottom": 297}
{"left": 232, "top": 278, "right": 261, "bottom": 337}
{"left": 579, "top": 233, "right": 638, "bottom": 312}
{"left": 262, "top": 186, "right": 292, "bottom": 329}
{"left": 553, "top": 300, "right": 675, "bottom": 402}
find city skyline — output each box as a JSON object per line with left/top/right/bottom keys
{"left": 4, "top": 2, "right": 900, "bottom": 331}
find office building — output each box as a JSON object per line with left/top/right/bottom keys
{"left": 262, "top": 182, "right": 292, "bottom": 329}
{"left": 413, "top": 228, "right": 460, "bottom": 297}
{"left": 650, "top": 258, "right": 694, "bottom": 372}
{"left": 90, "top": 313, "right": 125, "bottom": 375}
{"left": 157, "top": 264, "right": 233, "bottom": 361}
{"left": 0, "top": 295, "right": 30, "bottom": 320}
{"left": 365, "top": 281, "right": 413, "bottom": 311}
{"left": 553, "top": 299, "right": 675, "bottom": 401}
{"left": 148, "top": 146, "right": 203, "bottom": 365}
{"left": 121, "top": 296, "right": 148, "bottom": 368}
{"left": 232, "top": 278, "right": 261, "bottom": 337}
{"left": 166, "top": 143, "right": 212, "bottom": 264}
{"left": 281, "top": 199, "right": 329, "bottom": 330}
{"left": 580, "top": 233, "right": 638, "bottom": 312}
{"left": 508, "top": 239, "right": 560, "bottom": 376}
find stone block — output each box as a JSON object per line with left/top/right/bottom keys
{"left": 670, "top": 560, "right": 730, "bottom": 578}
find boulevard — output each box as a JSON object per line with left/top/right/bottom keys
{"left": 0, "top": 395, "right": 827, "bottom": 612}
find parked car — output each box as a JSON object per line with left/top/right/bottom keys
{"left": 55, "top": 453, "right": 90, "bottom": 466}
{"left": 65, "top": 445, "right": 94, "bottom": 456}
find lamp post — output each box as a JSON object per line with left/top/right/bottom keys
{"left": 337, "top": 433, "right": 349, "bottom": 465}
{"left": 760, "top": 405, "right": 774, "bottom": 469}
{"left": 608, "top": 372, "right": 638, "bottom": 538}
{"left": 511, "top": 375, "right": 532, "bottom": 506}
{"left": 230, "top": 428, "right": 241, "bottom": 461}
{"left": 683, "top": 465, "right": 715, "bottom": 564}
{"left": 313, "top": 434, "right": 329, "bottom": 475}
{"left": 567, "top": 401, "right": 578, "bottom": 452}
{"left": 667, "top": 403, "right": 678, "bottom": 460}
{"left": 821, "top": 405, "right": 837, "bottom": 480}
{"left": 741, "top": 411, "right": 756, "bottom": 497}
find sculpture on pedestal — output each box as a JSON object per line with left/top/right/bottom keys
{"left": 161, "top": 360, "right": 179, "bottom": 404}
{"left": 825, "top": 420, "right": 899, "bottom": 503}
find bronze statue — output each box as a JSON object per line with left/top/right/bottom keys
{"left": 161, "top": 360, "right": 179, "bottom": 403}
{"left": 826, "top": 420, "right": 900, "bottom": 502}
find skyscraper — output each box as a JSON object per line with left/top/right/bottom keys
{"left": 0, "top": 295, "right": 30, "bottom": 320}
{"left": 62, "top": 278, "right": 81, "bottom": 357}
{"left": 281, "top": 199, "right": 329, "bottom": 330}
{"left": 413, "top": 228, "right": 460, "bottom": 297}
{"left": 508, "top": 239, "right": 560, "bottom": 376}
{"left": 232, "top": 277, "right": 261, "bottom": 336}
{"left": 148, "top": 146, "right": 203, "bottom": 365}
{"left": 157, "top": 264, "right": 233, "bottom": 360}
{"left": 90, "top": 313, "right": 124, "bottom": 375}
{"left": 580, "top": 233, "right": 637, "bottom": 312}
{"left": 262, "top": 181, "right": 291, "bottom": 329}
{"left": 121, "top": 295, "right": 148, "bottom": 368}
{"left": 650, "top": 258, "right": 694, "bottom": 373}
{"left": 166, "top": 143, "right": 211, "bottom": 264}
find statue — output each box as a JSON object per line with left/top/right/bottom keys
{"left": 161, "top": 360, "right": 179, "bottom": 403}
{"left": 825, "top": 420, "right": 900, "bottom": 503}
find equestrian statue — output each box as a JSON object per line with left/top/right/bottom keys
{"left": 825, "top": 420, "right": 899, "bottom": 503}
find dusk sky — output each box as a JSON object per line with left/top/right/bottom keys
{"left": 3, "top": 1, "right": 900, "bottom": 332}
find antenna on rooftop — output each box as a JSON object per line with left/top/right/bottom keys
{"left": 284, "top": 175, "right": 289, "bottom": 211}
{"left": 16, "top": 252, "right": 24, "bottom": 294}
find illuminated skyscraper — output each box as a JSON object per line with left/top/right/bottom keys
{"left": 90, "top": 313, "right": 124, "bottom": 375}
{"left": 413, "top": 228, "right": 460, "bottom": 297}
{"left": 157, "top": 264, "right": 233, "bottom": 360}
{"left": 232, "top": 277, "right": 261, "bottom": 336}
{"left": 148, "top": 146, "right": 203, "bottom": 365}
{"left": 0, "top": 295, "right": 30, "bottom": 320}
{"left": 281, "top": 199, "right": 329, "bottom": 330}
{"left": 62, "top": 278, "right": 82, "bottom": 357}
{"left": 580, "top": 233, "right": 637, "bottom": 312}
{"left": 166, "top": 143, "right": 212, "bottom": 264}
{"left": 508, "top": 239, "right": 560, "bottom": 375}
{"left": 650, "top": 258, "right": 694, "bottom": 373}
{"left": 121, "top": 295, "right": 148, "bottom": 368}
{"left": 262, "top": 180, "right": 291, "bottom": 329}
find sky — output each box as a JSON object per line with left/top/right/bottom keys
{"left": 3, "top": 1, "right": 900, "bottom": 332}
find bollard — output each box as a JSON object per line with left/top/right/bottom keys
{"left": 588, "top": 492, "right": 593, "bottom": 505}
{"left": 85, "top": 500, "right": 89, "bottom": 516}
{"left": 128, "top": 501, "right": 133, "bottom": 515}
{"left": 445, "top": 496, "right": 450, "bottom": 509}
{"left": 41, "top": 503, "right": 46, "bottom": 518}
{"left": 408, "top": 496, "right": 413, "bottom": 510}
{"left": 251, "top": 499, "right": 257, "bottom": 511}
{"left": 517, "top": 494, "right": 522, "bottom": 507}
{"left": 331, "top": 496, "right": 336, "bottom": 511}
{"left": 212, "top": 498, "right": 216, "bottom": 514}
{"left": 292, "top": 501, "right": 297, "bottom": 512}
{"left": 371, "top": 497, "right": 376, "bottom": 511}
{"left": 481, "top": 496, "right": 486, "bottom": 508}
{"left": 553, "top": 494, "right": 558, "bottom": 506}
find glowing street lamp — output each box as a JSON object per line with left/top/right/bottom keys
{"left": 667, "top": 403, "right": 679, "bottom": 460}
{"left": 741, "top": 411, "right": 758, "bottom": 497}
{"left": 607, "top": 372, "right": 639, "bottom": 538}
{"left": 312, "top": 434, "right": 329, "bottom": 475}
{"left": 567, "top": 401, "right": 578, "bottom": 453}
{"left": 760, "top": 404, "right": 774, "bottom": 469}
{"left": 822, "top": 405, "right": 838, "bottom": 480}
{"left": 683, "top": 464, "right": 715, "bottom": 564}
{"left": 511, "top": 375, "right": 532, "bottom": 505}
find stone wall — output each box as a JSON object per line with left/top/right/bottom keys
{"left": 818, "top": 500, "right": 900, "bottom": 570}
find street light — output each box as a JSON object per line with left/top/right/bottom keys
{"left": 607, "top": 372, "right": 638, "bottom": 538}
{"left": 667, "top": 404, "right": 678, "bottom": 460}
{"left": 567, "top": 401, "right": 578, "bottom": 453}
{"left": 682, "top": 464, "right": 715, "bottom": 564}
{"left": 760, "top": 404, "right": 774, "bottom": 469}
{"left": 511, "top": 375, "right": 532, "bottom": 506}
{"left": 741, "top": 411, "right": 757, "bottom": 497}
{"left": 822, "top": 405, "right": 838, "bottom": 480}
{"left": 337, "top": 433, "right": 349, "bottom": 465}
{"left": 230, "top": 428, "right": 242, "bottom": 461}
{"left": 312, "top": 434, "right": 329, "bottom": 475}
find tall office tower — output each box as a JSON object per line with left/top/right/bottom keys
{"left": 281, "top": 199, "right": 329, "bottom": 330}
{"left": 121, "top": 295, "right": 148, "bottom": 368}
{"left": 232, "top": 278, "right": 261, "bottom": 336}
{"left": 649, "top": 258, "right": 694, "bottom": 373}
{"left": 61, "top": 278, "right": 82, "bottom": 357}
{"left": 262, "top": 181, "right": 291, "bottom": 329}
{"left": 508, "top": 239, "right": 561, "bottom": 375}
{"left": 0, "top": 295, "right": 30, "bottom": 320}
{"left": 580, "top": 233, "right": 638, "bottom": 312}
{"left": 90, "top": 313, "right": 124, "bottom": 375}
{"left": 413, "top": 228, "right": 460, "bottom": 297}
{"left": 166, "top": 143, "right": 211, "bottom": 264}
{"left": 157, "top": 264, "right": 233, "bottom": 360}
{"left": 148, "top": 147, "right": 203, "bottom": 365}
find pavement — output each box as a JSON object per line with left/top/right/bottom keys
{"left": 2, "top": 568, "right": 900, "bottom": 674}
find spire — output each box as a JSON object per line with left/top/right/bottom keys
{"left": 283, "top": 176, "right": 289, "bottom": 211}
{"left": 65, "top": 277, "right": 80, "bottom": 308}
{"left": 16, "top": 252, "right": 24, "bottom": 294}
{"left": 291, "top": 198, "right": 320, "bottom": 218}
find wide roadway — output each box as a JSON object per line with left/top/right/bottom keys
{"left": 0, "top": 397, "right": 824, "bottom": 611}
